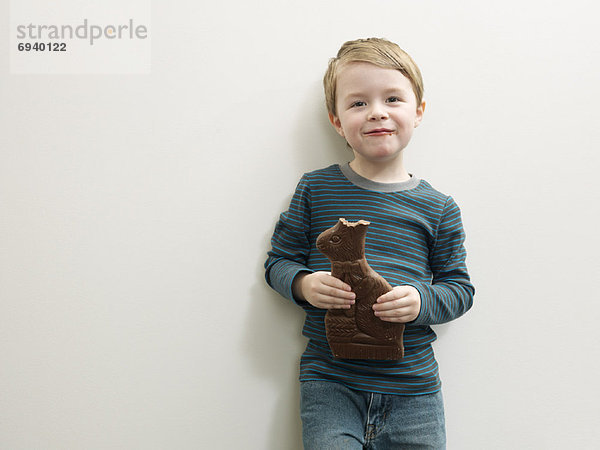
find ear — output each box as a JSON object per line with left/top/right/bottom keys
{"left": 328, "top": 112, "right": 345, "bottom": 137}
{"left": 414, "top": 100, "right": 426, "bottom": 128}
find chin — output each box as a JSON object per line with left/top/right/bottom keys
{"left": 351, "top": 144, "right": 405, "bottom": 162}
{"left": 372, "top": 149, "right": 403, "bottom": 160}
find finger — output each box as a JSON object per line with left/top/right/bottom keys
{"left": 327, "top": 302, "right": 353, "bottom": 310}
{"left": 317, "top": 284, "right": 355, "bottom": 300}
{"left": 377, "top": 288, "right": 409, "bottom": 303}
{"left": 374, "top": 306, "right": 410, "bottom": 317}
{"left": 373, "top": 298, "right": 407, "bottom": 311}
{"left": 376, "top": 307, "right": 418, "bottom": 324}
{"left": 374, "top": 294, "right": 396, "bottom": 307}
{"left": 374, "top": 302, "right": 415, "bottom": 319}
{"left": 317, "top": 295, "right": 354, "bottom": 309}
{"left": 374, "top": 306, "right": 414, "bottom": 320}
{"left": 322, "top": 275, "right": 353, "bottom": 292}
{"left": 316, "top": 289, "right": 356, "bottom": 304}
{"left": 377, "top": 314, "right": 411, "bottom": 323}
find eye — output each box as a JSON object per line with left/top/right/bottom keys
{"left": 387, "top": 96, "right": 401, "bottom": 103}
{"left": 331, "top": 235, "right": 341, "bottom": 244}
{"left": 351, "top": 101, "right": 366, "bottom": 108}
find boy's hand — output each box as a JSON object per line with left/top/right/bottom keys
{"left": 293, "top": 272, "right": 355, "bottom": 310}
{"left": 373, "top": 285, "right": 421, "bottom": 323}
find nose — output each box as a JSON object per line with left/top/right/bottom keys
{"left": 368, "top": 103, "right": 388, "bottom": 121}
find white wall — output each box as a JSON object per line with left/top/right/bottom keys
{"left": 2, "top": 1, "right": 599, "bottom": 448}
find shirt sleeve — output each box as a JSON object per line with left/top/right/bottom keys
{"left": 407, "top": 196, "right": 475, "bottom": 325}
{"left": 264, "top": 174, "right": 315, "bottom": 305}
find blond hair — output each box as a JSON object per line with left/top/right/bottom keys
{"left": 323, "top": 38, "right": 424, "bottom": 116}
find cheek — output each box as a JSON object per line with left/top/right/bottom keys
{"left": 341, "top": 117, "right": 362, "bottom": 134}
{"left": 335, "top": 117, "right": 350, "bottom": 137}
{"left": 395, "top": 113, "right": 418, "bottom": 129}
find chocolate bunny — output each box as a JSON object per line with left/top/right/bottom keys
{"left": 316, "top": 218, "right": 404, "bottom": 360}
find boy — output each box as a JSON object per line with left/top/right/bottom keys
{"left": 264, "top": 38, "right": 474, "bottom": 449}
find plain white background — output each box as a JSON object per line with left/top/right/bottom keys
{"left": 2, "top": 1, "right": 599, "bottom": 448}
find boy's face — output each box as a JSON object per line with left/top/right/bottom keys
{"left": 329, "top": 62, "right": 425, "bottom": 166}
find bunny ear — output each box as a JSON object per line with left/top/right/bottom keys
{"left": 339, "top": 218, "right": 370, "bottom": 228}
{"left": 339, "top": 218, "right": 351, "bottom": 228}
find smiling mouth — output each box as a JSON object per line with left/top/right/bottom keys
{"left": 364, "top": 129, "right": 395, "bottom": 136}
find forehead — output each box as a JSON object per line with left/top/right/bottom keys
{"left": 336, "top": 62, "right": 414, "bottom": 97}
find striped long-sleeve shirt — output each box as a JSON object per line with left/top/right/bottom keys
{"left": 265, "top": 163, "right": 474, "bottom": 395}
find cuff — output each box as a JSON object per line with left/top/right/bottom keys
{"left": 266, "top": 259, "right": 314, "bottom": 306}
{"left": 401, "top": 282, "right": 431, "bottom": 326}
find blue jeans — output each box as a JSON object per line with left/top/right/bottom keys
{"left": 300, "top": 381, "right": 446, "bottom": 449}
